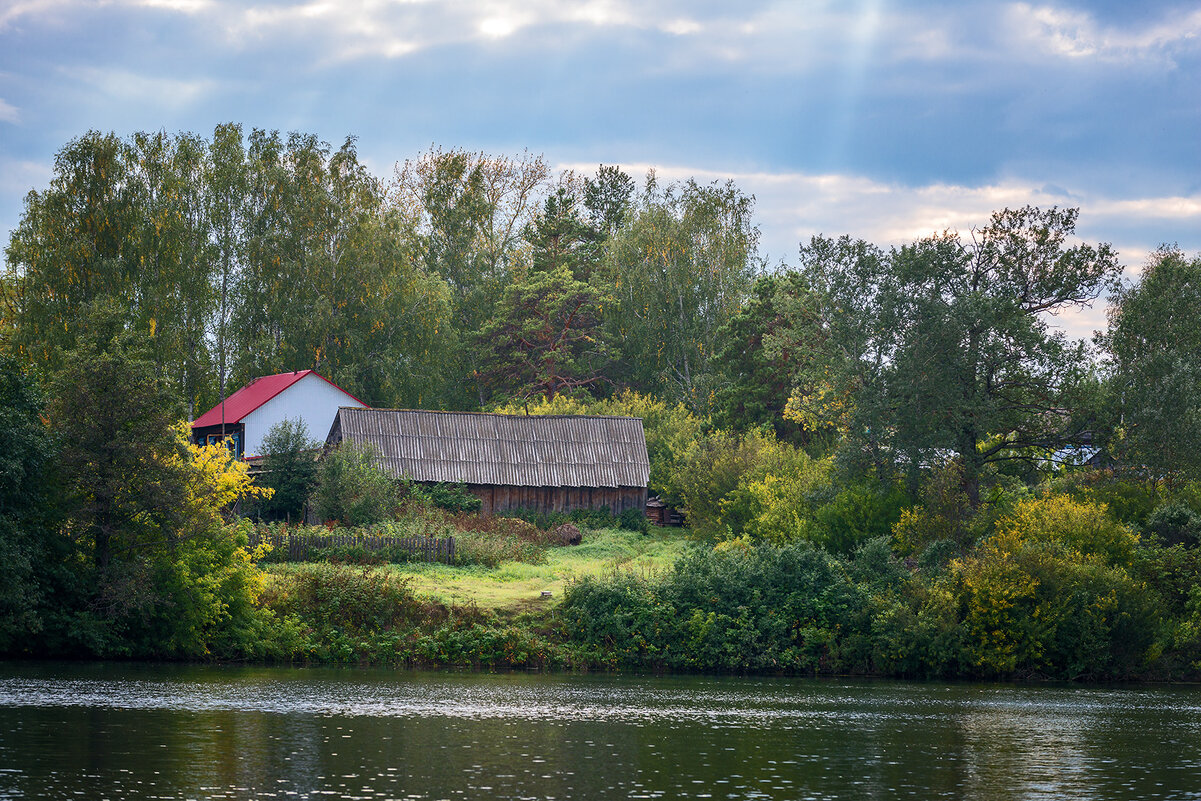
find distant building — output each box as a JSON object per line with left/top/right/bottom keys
{"left": 192, "top": 370, "right": 367, "bottom": 458}
{"left": 325, "top": 407, "right": 650, "bottom": 515}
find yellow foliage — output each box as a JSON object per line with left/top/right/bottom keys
{"left": 992, "top": 495, "right": 1139, "bottom": 567}
{"left": 171, "top": 423, "right": 272, "bottom": 528}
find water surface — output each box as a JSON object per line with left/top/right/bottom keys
{"left": 2, "top": 662, "right": 1199, "bottom": 799}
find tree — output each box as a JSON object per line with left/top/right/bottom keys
{"left": 393, "top": 147, "right": 549, "bottom": 407}
{"left": 602, "top": 175, "right": 761, "bottom": 411}
{"left": 48, "top": 325, "right": 190, "bottom": 576}
{"left": 525, "top": 177, "right": 602, "bottom": 280}
{"left": 802, "top": 207, "right": 1120, "bottom": 504}
{"left": 477, "top": 266, "right": 612, "bottom": 402}
{"left": 1103, "top": 247, "right": 1201, "bottom": 486}
{"left": 711, "top": 271, "right": 827, "bottom": 446}
{"left": 4, "top": 131, "right": 219, "bottom": 414}
{"left": 0, "top": 356, "right": 58, "bottom": 649}
{"left": 312, "top": 442, "right": 399, "bottom": 526}
{"left": 583, "top": 164, "right": 636, "bottom": 241}
{"left": 258, "top": 418, "right": 319, "bottom": 521}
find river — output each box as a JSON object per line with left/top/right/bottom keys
{"left": 1, "top": 662, "right": 1199, "bottom": 799}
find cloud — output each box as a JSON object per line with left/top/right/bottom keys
{"left": 64, "top": 67, "right": 218, "bottom": 109}
{"left": 0, "top": 97, "right": 18, "bottom": 123}
{"left": 1007, "top": 3, "right": 1201, "bottom": 63}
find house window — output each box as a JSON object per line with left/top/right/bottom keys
{"left": 205, "top": 432, "right": 244, "bottom": 458}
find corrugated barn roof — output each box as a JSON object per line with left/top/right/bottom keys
{"left": 328, "top": 408, "right": 650, "bottom": 488}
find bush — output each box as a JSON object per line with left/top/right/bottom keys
{"left": 993, "top": 495, "right": 1139, "bottom": 567}
{"left": 561, "top": 541, "right": 872, "bottom": 672}
{"left": 257, "top": 418, "right": 319, "bottom": 521}
{"left": 1144, "top": 502, "right": 1201, "bottom": 548}
{"left": 260, "top": 562, "right": 432, "bottom": 635}
{"left": 954, "top": 529, "right": 1158, "bottom": 678}
{"left": 618, "top": 507, "right": 650, "bottom": 533}
{"left": 808, "top": 481, "right": 910, "bottom": 556}
{"left": 312, "top": 442, "right": 400, "bottom": 526}
{"left": 410, "top": 482, "right": 482, "bottom": 514}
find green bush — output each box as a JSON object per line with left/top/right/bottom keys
{"left": 561, "top": 542, "right": 872, "bottom": 672}
{"left": 1144, "top": 502, "right": 1201, "bottom": 548}
{"left": 409, "top": 482, "right": 483, "bottom": 514}
{"left": 312, "top": 442, "right": 400, "bottom": 526}
{"left": 257, "top": 418, "right": 319, "bottom": 521}
{"left": 808, "top": 481, "right": 910, "bottom": 555}
{"left": 618, "top": 507, "right": 650, "bottom": 533}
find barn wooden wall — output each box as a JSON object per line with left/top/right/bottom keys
{"left": 449, "top": 484, "right": 647, "bottom": 516}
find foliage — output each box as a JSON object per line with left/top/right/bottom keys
{"left": 992, "top": 495, "right": 1140, "bottom": 566}
{"left": 0, "top": 356, "right": 59, "bottom": 649}
{"left": 711, "top": 271, "right": 828, "bottom": 446}
{"left": 666, "top": 428, "right": 832, "bottom": 542}
{"left": 801, "top": 207, "right": 1120, "bottom": 504}
{"left": 953, "top": 528, "right": 1156, "bottom": 678}
{"left": 807, "top": 481, "right": 911, "bottom": 556}
{"left": 893, "top": 460, "right": 979, "bottom": 555}
{"left": 311, "top": 442, "right": 400, "bottom": 526}
{"left": 1103, "top": 247, "right": 1201, "bottom": 486}
{"left": 257, "top": 418, "right": 319, "bottom": 521}
{"left": 413, "top": 482, "right": 483, "bottom": 514}
{"left": 602, "top": 175, "right": 761, "bottom": 412}
{"left": 562, "top": 541, "right": 871, "bottom": 672}
{"left": 477, "top": 266, "right": 612, "bottom": 402}
{"left": 49, "top": 327, "right": 190, "bottom": 573}
{"left": 1143, "top": 502, "right": 1201, "bottom": 548}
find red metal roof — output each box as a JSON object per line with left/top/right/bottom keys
{"left": 191, "top": 370, "right": 366, "bottom": 429}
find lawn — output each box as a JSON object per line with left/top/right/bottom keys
{"left": 263, "top": 526, "right": 692, "bottom": 613}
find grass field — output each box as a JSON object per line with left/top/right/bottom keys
{"left": 264, "top": 527, "right": 692, "bottom": 613}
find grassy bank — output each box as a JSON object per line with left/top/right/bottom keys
{"left": 262, "top": 526, "right": 689, "bottom": 612}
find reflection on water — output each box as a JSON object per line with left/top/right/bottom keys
{"left": 1, "top": 663, "right": 1200, "bottom": 800}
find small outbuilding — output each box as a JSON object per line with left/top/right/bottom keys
{"left": 325, "top": 407, "right": 650, "bottom": 515}
{"left": 192, "top": 370, "right": 367, "bottom": 458}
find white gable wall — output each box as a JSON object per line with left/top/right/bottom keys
{"left": 241, "top": 373, "right": 366, "bottom": 457}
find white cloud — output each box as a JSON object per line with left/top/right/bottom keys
{"left": 0, "top": 97, "right": 18, "bottom": 123}
{"left": 65, "top": 67, "right": 217, "bottom": 108}
{"left": 0, "top": 157, "right": 51, "bottom": 196}
{"left": 1007, "top": 3, "right": 1201, "bottom": 63}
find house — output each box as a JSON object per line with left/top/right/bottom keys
{"left": 192, "top": 370, "right": 368, "bottom": 459}
{"left": 325, "top": 407, "right": 650, "bottom": 515}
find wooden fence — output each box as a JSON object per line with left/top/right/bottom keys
{"left": 251, "top": 530, "right": 455, "bottom": 564}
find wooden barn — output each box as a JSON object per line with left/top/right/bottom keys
{"left": 325, "top": 407, "right": 650, "bottom": 515}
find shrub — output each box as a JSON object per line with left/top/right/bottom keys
{"left": 257, "top": 418, "right": 319, "bottom": 521}
{"left": 808, "top": 481, "right": 910, "bottom": 556}
{"left": 618, "top": 508, "right": 649, "bottom": 533}
{"left": 1144, "top": 502, "right": 1201, "bottom": 548}
{"left": 414, "top": 482, "right": 483, "bottom": 514}
{"left": 260, "top": 562, "right": 432, "bottom": 635}
{"left": 993, "top": 495, "right": 1139, "bottom": 567}
{"left": 312, "top": 442, "right": 400, "bottom": 526}
{"left": 953, "top": 530, "right": 1158, "bottom": 678}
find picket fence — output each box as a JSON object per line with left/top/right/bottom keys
{"left": 251, "top": 530, "right": 455, "bottom": 564}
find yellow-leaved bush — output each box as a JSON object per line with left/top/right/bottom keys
{"left": 150, "top": 425, "right": 286, "bottom": 658}
{"left": 952, "top": 495, "right": 1156, "bottom": 678}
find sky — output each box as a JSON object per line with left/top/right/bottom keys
{"left": 2, "top": 0, "right": 1199, "bottom": 338}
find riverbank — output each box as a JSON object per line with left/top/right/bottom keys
{"left": 238, "top": 521, "right": 1201, "bottom": 681}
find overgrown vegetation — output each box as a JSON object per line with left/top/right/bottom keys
{"left": 2, "top": 127, "right": 1201, "bottom": 678}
